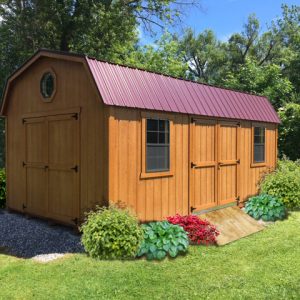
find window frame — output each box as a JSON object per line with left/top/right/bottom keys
{"left": 39, "top": 68, "right": 57, "bottom": 103}
{"left": 141, "top": 112, "right": 174, "bottom": 179}
{"left": 251, "top": 123, "right": 266, "bottom": 167}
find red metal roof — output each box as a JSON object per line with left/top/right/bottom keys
{"left": 86, "top": 57, "right": 280, "bottom": 124}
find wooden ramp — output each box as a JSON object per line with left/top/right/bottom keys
{"left": 200, "top": 206, "right": 265, "bottom": 245}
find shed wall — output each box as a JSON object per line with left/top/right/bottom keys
{"left": 5, "top": 57, "right": 107, "bottom": 222}
{"left": 108, "top": 107, "right": 277, "bottom": 221}
{"left": 107, "top": 107, "right": 190, "bottom": 221}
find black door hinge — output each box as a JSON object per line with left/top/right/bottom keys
{"left": 72, "top": 113, "right": 78, "bottom": 120}
{"left": 190, "top": 206, "right": 196, "bottom": 213}
{"left": 71, "top": 165, "right": 78, "bottom": 172}
{"left": 22, "top": 203, "right": 27, "bottom": 210}
{"left": 236, "top": 159, "right": 240, "bottom": 164}
{"left": 22, "top": 119, "right": 26, "bottom": 124}
{"left": 22, "top": 161, "right": 26, "bottom": 167}
{"left": 191, "top": 162, "right": 197, "bottom": 169}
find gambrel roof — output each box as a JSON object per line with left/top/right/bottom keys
{"left": 1, "top": 49, "right": 280, "bottom": 124}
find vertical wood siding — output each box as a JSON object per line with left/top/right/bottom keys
{"left": 6, "top": 57, "right": 107, "bottom": 222}
{"left": 239, "top": 122, "right": 277, "bottom": 202}
{"left": 108, "top": 107, "right": 190, "bottom": 221}
{"left": 108, "top": 110, "right": 277, "bottom": 220}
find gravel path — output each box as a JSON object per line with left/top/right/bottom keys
{"left": 0, "top": 210, "right": 84, "bottom": 258}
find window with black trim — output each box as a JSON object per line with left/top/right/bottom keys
{"left": 146, "top": 119, "right": 170, "bottom": 172}
{"left": 253, "top": 127, "right": 265, "bottom": 163}
{"left": 40, "top": 72, "right": 55, "bottom": 99}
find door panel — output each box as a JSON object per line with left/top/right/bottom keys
{"left": 47, "top": 114, "right": 79, "bottom": 223}
{"left": 24, "top": 113, "right": 80, "bottom": 224}
{"left": 24, "top": 118, "right": 47, "bottom": 215}
{"left": 190, "top": 119, "right": 239, "bottom": 212}
{"left": 26, "top": 167, "right": 47, "bottom": 215}
{"left": 218, "top": 123, "right": 238, "bottom": 205}
{"left": 190, "top": 120, "right": 217, "bottom": 211}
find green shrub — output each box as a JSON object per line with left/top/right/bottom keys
{"left": 80, "top": 206, "right": 144, "bottom": 260}
{"left": 245, "top": 194, "right": 286, "bottom": 221}
{"left": 0, "top": 169, "right": 6, "bottom": 209}
{"left": 260, "top": 159, "right": 300, "bottom": 209}
{"left": 137, "top": 221, "right": 189, "bottom": 260}
{"left": 278, "top": 103, "right": 300, "bottom": 160}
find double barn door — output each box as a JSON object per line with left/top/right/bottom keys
{"left": 23, "top": 113, "right": 79, "bottom": 224}
{"left": 190, "top": 119, "right": 239, "bottom": 212}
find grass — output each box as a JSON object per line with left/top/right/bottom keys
{"left": 0, "top": 212, "right": 300, "bottom": 300}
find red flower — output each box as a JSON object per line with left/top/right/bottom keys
{"left": 167, "top": 214, "right": 219, "bottom": 245}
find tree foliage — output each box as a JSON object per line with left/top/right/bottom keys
{"left": 0, "top": 2, "right": 299, "bottom": 164}
{"left": 278, "top": 103, "right": 300, "bottom": 161}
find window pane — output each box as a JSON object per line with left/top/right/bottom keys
{"left": 159, "top": 132, "right": 169, "bottom": 144}
{"left": 147, "top": 119, "right": 158, "bottom": 131}
{"left": 254, "top": 127, "right": 260, "bottom": 136}
{"left": 146, "top": 119, "right": 170, "bottom": 172}
{"left": 146, "top": 146, "right": 169, "bottom": 172}
{"left": 147, "top": 131, "right": 158, "bottom": 144}
{"left": 159, "top": 120, "right": 166, "bottom": 131}
{"left": 254, "top": 145, "right": 265, "bottom": 163}
{"left": 254, "top": 127, "right": 265, "bottom": 163}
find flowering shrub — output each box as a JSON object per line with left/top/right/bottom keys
{"left": 167, "top": 214, "right": 219, "bottom": 245}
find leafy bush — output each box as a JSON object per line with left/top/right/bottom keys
{"left": 167, "top": 214, "right": 219, "bottom": 245}
{"left": 137, "top": 221, "right": 189, "bottom": 260}
{"left": 80, "top": 206, "right": 144, "bottom": 260}
{"left": 0, "top": 169, "right": 6, "bottom": 209}
{"left": 260, "top": 159, "right": 300, "bottom": 209}
{"left": 278, "top": 103, "right": 300, "bottom": 160}
{"left": 245, "top": 194, "right": 286, "bottom": 221}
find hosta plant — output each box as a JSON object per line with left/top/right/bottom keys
{"left": 245, "top": 194, "right": 286, "bottom": 222}
{"left": 167, "top": 214, "right": 219, "bottom": 245}
{"left": 81, "top": 205, "right": 144, "bottom": 260}
{"left": 137, "top": 221, "right": 189, "bottom": 260}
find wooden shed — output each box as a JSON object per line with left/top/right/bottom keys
{"left": 0, "top": 50, "right": 280, "bottom": 225}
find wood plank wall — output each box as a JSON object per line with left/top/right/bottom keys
{"left": 107, "top": 107, "right": 190, "bottom": 221}
{"left": 108, "top": 108, "right": 277, "bottom": 221}
{"left": 5, "top": 57, "right": 107, "bottom": 219}
{"left": 239, "top": 122, "right": 277, "bottom": 202}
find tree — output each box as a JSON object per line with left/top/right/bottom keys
{"left": 179, "top": 28, "right": 227, "bottom": 83}
{"left": 0, "top": 0, "right": 200, "bottom": 167}
{"left": 222, "top": 58, "right": 294, "bottom": 109}
{"left": 127, "top": 32, "right": 188, "bottom": 78}
{"left": 278, "top": 103, "right": 300, "bottom": 160}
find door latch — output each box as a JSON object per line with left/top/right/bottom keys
{"left": 191, "top": 162, "right": 197, "bottom": 169}
{"left": 71, "top": 165, "right": 78, "bottom": 172}
{"left": 190, "top": 206, "right": 197, "bottom": 213}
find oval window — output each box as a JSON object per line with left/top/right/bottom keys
{"left": 40, "top": 72, "right": 55, "bottom": 99}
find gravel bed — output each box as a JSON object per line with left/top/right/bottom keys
{"left": 0, "top": 209, "right": 84, "bottom": 258}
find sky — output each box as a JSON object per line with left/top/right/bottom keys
{"left": 141, "top": 0, "right": 299, "bottom": 44}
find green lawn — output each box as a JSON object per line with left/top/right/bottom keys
{"left": 0, "top": 212, "right": 300, "bottom": 300}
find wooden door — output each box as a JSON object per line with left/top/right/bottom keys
{"left": 24, "top": 117, "right": 48, "bottom": 216}
{"left": 47, "top": 114, "right": 79, "bottom": 223}
{"left": 24, "top": 113, "right": 79, "bottom": 224}
{"left": 190, "top": 119, "right": 218, "bottom": 211}
{"left": 190, "top": 119, "right": 239, "bottom": 212}
{"left": 217, "top": 122, "right": 239, "bottom": 205}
